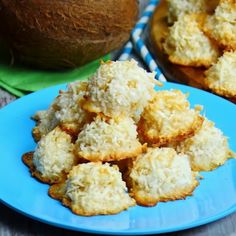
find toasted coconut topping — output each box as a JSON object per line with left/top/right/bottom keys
{"left": 128, "top": 147, "right": 198, "bottom": 206}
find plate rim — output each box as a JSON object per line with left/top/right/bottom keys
{"left": 1, "top": 197, "right": 236, "bottom": 235}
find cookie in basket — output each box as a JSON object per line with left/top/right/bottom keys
{"left": 204, "top": 51, "right": 236, "bottom": 102}
{"left": 163, "top": 13, "right": 219, "bottom": 67}
{"left": 204, "top": 0, "right": 236, "bottom": 50}
{"left": 167, "top": 0, "right": 207, "bottom": 24}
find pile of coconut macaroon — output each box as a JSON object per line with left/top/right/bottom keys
{"left": 22, "top": 60, "right": 234, "bottom": 216}
{"left": 163, "top": 0, "right": 236, "bottom": 101}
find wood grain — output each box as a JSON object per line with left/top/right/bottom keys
{"left": 0, "top": 88, "right": 16, "bottom": 108}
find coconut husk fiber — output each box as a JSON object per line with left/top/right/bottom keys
{"left": 0, "top": 0, "right": 138, "bottom": 69}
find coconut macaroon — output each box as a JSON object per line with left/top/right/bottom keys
{"left": 204, "top": 0, "right": 236, "bottom": 50}
{"left": 167, "top": 0, "right": 219, "bottom": 24}
{"left": 75, "top": 116, "right": 144, "bottom": 162}
{"left": 167, "top": 0, "right": 207, "bottom": 24}
{"left": 205, "top": 51, "right": 236, "bottom": 100}
{"left": 53, "top": 81, "right": 91, "bottom": 136}
{"left": 138, "top": 90, "right": 203, "bottom": 146}
{"left": 163, "top": 14, "right": 219, "bottom": 67}
{"left": 32, "top": 80, "right": 90, "bottom": 141}
{"left": 128, "top": 147, "right": 198, "bottom": 206}
{"left": 32, "top": 105, "right": 59, "bottom": 142}
{"left": 83, "top": 60, "right": 157, "bottom": 119}
{"left": 23, "top": 127, "right": 76, "bottom": 184}
{"left": 176, "top": 118, "right": 234, "bottom": 171}
{"left": 49, "top": 162, "right": 136, "bottom": 216}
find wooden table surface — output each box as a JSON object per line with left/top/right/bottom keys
{"left": 1, "top": 1, "right": 236, "bottom": 235}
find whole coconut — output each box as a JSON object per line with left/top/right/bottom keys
{"left": 0, "top": 0, "right": 138, "bottom": 69}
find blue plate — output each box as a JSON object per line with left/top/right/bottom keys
{"left": 0, "top": 82, "right": 236, "bottom": 235}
